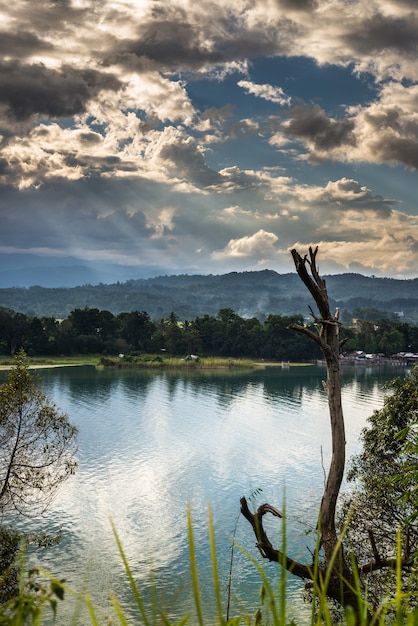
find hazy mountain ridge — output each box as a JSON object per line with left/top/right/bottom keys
{"left": 0, "top": 269, "right": 416, "bottom": 322}
{"left": 0, "top": 254, "right": 169, "bottom": 288}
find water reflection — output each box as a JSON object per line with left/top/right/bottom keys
{"left": 0, "top": 364, "right": 407, "bottom": 624}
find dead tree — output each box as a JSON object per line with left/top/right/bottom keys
{"left": 240, "top": 247, "right": 357, "bottom": 611}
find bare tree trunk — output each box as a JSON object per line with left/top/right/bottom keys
{"left": 240, "top": 247, "right": 358, "bottom": 612}
{"left": 288, "top": 247, "right": 346, "bottom": 564}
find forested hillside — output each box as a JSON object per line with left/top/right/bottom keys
{"left": 0, "top": 269, "right": 417, "bottom": 322}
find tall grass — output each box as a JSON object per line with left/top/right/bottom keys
{"left": 0, "top": 510, "right": 416, "bottom": 625}
{"left": 99, "top": 355, "right": 258, "bottom": 370}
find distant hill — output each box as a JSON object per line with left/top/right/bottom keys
{"left": 0, "top": 269, "right": 416, "bottom": 323}
{"left": 0, "top": 270, "right": 418, "bottom": 324}
{"left": 0, "top": 254, "right": 168, "bottom": 288}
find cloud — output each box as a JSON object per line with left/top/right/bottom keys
{"left": 279, "top": 104, "right": 356, "bottom": 156}
{"left": 213, "top": 229, "right": 279, "bottom": 259}
{"left": 237, "top": 80, "right": 291, "bottom": 105}
{"left": 274, "top": 0, "right": 318, "bottom": 10}
{"left": 268, "top": 81, "right": 418, "bottom": 171}
{"left": 347, "top": 82, "right": 418, "bottom": 169}
{"left": 0, "top": 31, "right": 54, "bottom": 58}
{"left": 0, "top": 61, "right": 121, "bottom": 121}
{"left": 291, "top": 231, "right": 418, "bottom": 276}
{"left": 1, "top": 0, "right": 418, "bottom": 279}
{"left": 343, "top": 11, "right": 418, "bottom": 56}
{"left": 295, "top": 178, "right": 394, "bottom": 217}
{"left": 1, "top": 166, "right": 417, "bottom": 277}
{"left": 155, "top": 129, "right": 221, "bottom": 187}
{"left": 117, "top": 16, "right": 224, "bottom": 70}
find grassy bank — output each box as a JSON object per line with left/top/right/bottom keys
{"left": 0, "top": 355, "right": 100, "bottom": 369}
{"left": 99, "top": 354, "right": 315, "bottom": 369}
{"left": 0, "top": 354, "right": 315, "bottom": 370}
{"left": 100, "top": 354, "right": 261, "bottom": 369}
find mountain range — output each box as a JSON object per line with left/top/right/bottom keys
{"left": 0, "top": 268, "right": 417, "bottom": 323}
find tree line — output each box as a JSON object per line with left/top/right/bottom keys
{"left": 1, "top": 306, "right": 418, "bottom": 360}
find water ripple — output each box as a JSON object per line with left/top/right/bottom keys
{"left": 30, "top": 365, "right": 403, "bottom": 624}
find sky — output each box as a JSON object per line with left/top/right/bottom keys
{"left": 1, "top": 0, "right": 418, "bottom": 283}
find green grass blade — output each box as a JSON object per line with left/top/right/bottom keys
{"left": 234, "top": 541, "right": 280, "bottom": 624}
{"left": 110, "top": 593, "right": 130, "bottom": 626}
{"left": 84, "top": 592, "right": 99, "bottom": 626}
{"left": 208, "top": 504, "right": 225, "bottom": 626}
{"left": 110, "top": 518, "right": 150, "bottom": 626}
{"left": 187, "top": 505, "right": 204, "bottom": 626}
{"left": 278, "top": 500, "right": 287, "bottom": 626}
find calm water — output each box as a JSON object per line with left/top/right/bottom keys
{"left": 1, "top": 364, "right": 408, "bottom": 624}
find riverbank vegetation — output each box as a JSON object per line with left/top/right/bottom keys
{"left": 1, "top": 304, "right": 418, "bottom": 363}
{"left": 99, "top": 354, "right": 261, "bottom": 369}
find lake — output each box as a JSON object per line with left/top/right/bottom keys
{"left": 1, "top": 363, "right": 408, "bottom": 624}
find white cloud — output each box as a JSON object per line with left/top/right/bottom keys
{"left": 237, "top": 80, "right": 291, "bottom": 105}
{"left": 290, "top": 229, "right": 418, "bottom": 277}
{"left": 213, "top": 229, "right": 279, "bottom": 259}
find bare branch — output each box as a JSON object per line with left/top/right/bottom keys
{"left": 240, "top": 497, "right": 315, "bottom": 580}
{"left": 290, "top": 247, "right": 330, "bottom": 321}
{"left": 288, "top": 323, "right": 322, "bottom": 347}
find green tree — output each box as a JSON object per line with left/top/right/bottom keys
{"left": 378, "top": 327, "right": 404, "bottom": 355}
{"left": 0, "top": 309, "right": 30, "bottom": 356}
{"left": 0, "top": 350, "right": 78, "bottom": 517}
{"left": 182, "top": 319, "right": 201, "bottom": 355}
{"left": 118, "top": 311, "right": 155, "bottom": 353}
{"left": 191, "top": 314, "right": 220, "bottom": 355}
{"left": 342, "top": 367, "right": 418, "bottom": 608}
{"left": 395, "top": 422, "right": 418, "bottom": 524}
{"left": 164, "top": 312, "right": 186, "bottom": 354}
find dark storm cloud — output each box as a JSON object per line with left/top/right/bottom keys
{"left": 109, "top": 2, "right": 297, "bottom": 72}
{"left": 274, "top": 0, "right": 318, "bottom": 10}
{"left": 345, "top": 12, "right": 418, "bottom": 54}
{"left": 284, "top": 104, "right": 356, "bottom": 151}
{"left": 8, "top": 0, "right": 91, "bottom": 34}
{"left": 110, "top": 3, "right": 224, "bottom": 70}
{"left": 396, "top": 0, "right": 418, "bottom": 7}
{"left": 0, "top": 61, "right": 121, "bottom": 120}
{"left": 363, "top": 107, "right": 402, "bottom": 132}
{"left": 320, "top": 178, "right": 394, "bottom": 217}
{"left": 228, "top": 17, "right": 301, "bottom": 59}
{"left": 0, "top": 158, "right": 9, "bottom": 176}
{"left": 0, "top": 31, "right": 54, "bottom": 58}
{"left": 158, "top": 138, "right": 222, "bottom": 187}
{"left": 124, "top": 21, "right": 223, "bottom": 69}
{"left": 371, "top": 135, "right": 418, "bottom": 170}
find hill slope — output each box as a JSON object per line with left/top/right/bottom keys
{"left": 0, "top": 270, "right": 416, "bottom": 322}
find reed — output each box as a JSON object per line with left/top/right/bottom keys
{"left": 99, "top": 354, "right": 258, "bottom": 369}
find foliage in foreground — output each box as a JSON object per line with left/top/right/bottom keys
{"left": 0, "top": 350, "right": 78, "bottom": 518}
{"left": 341, "top": 366, "right": 418, "bottom": 610}
{"left": 0, "top": 509, "right": 417, "bottom": 626}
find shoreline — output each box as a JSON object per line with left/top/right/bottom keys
{"left": 0, "top": 363, "right": 93, "bottom": 371}
{"left": 0, "top": 357, "right": 314, "bottom": 371}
